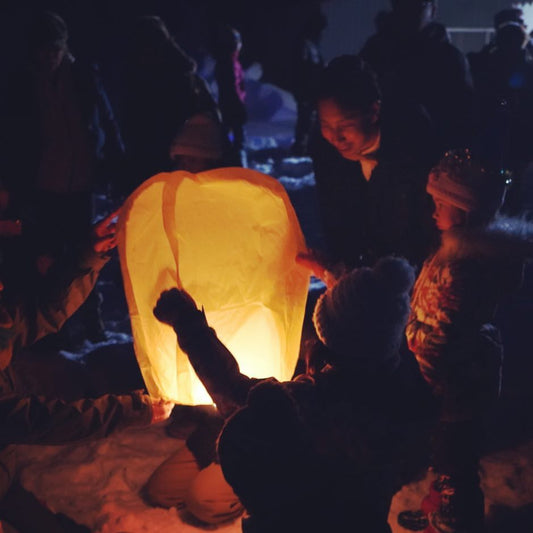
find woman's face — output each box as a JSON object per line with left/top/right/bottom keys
{"left": 431, "top": 196, "right": 466, "bottom": 231}
{"left": 318, "top": 98, "right": 380, "bottom": 161}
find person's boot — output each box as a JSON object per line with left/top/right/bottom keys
{"left": 428, "top": 475, "right": 485, "bottom": 533}
{"left": 397, "top": 474, "right": 451, "bottom": 532}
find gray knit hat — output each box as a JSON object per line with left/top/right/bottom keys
{"left": 312, "top": 256, "right": 415, "bottom": 366}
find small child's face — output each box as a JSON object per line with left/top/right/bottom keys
{"left": 431, "top": 197, "right": 466, "bottom": 231}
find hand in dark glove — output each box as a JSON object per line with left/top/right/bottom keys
{"left": 153, "top": 288, "right": 200, "bottom": 327}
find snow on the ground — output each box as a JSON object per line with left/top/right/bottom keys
{"left": 16, "top": 424, "right": 241, "bottom": 533}
{"left": 392, "top": 440, "right": 533, "bottom": 532}
{"left": 14, "top": 427, "right": 533, "bottom": 532}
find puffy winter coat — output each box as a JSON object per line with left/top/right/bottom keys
{"left": 171, "top": 308, "right": 436, "bottom": 533}
{"left": 0, "top": 247, "right": 151, "bottom": 455}
{"left": 407, "top": 218, "right": 532, "bottom": 421}
{"left": 0, "top": 57, "right": 124, "bottom": 201}
{"left": 360, "top": 21, "right": 474, "bottom": 150}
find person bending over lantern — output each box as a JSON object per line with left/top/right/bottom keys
{"left": 310, "top": 54, "right": 438, "bottom": 272}
{"left": 152, "top": 257, "right": 436, "bottom": 533}
{"left": 399, "top": 149, "right": 533, "bottom": 533}
{"left": 0, "top": 211, "right": 172, "bottom": 533}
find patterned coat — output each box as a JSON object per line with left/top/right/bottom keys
{"left": 407, "top": 218, "right": 532, "bottom": 420}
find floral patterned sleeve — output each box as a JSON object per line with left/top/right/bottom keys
{"left": 406, "top": 255, "right": 483, "bottom": 390}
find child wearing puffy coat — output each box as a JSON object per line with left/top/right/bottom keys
{"left": 400, "top": 149, "right": 533, "bottom": 533}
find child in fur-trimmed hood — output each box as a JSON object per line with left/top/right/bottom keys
{"left": 400, "top": 149, "right": 533, "bottom": 533}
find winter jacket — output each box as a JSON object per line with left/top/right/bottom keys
{"left": 360, "top": 21, "right": 474, "bottom": 151}
{"left": 407, "top": 218, "right": 533, "bottom": 421}
{"left": 468, "top": 46, "right": 533, "bottom": 179}
{"left": 120, "top": 52, "right": 219, "bottom": 192}
{"left": 171, "top": 308, "right": 436, "bottom": 533}
{"left": 311, "top": 104, "right": 438, "bottom": 269}
{"left": 0, "top": 247, "right": 152, "bottom": 450}
{"left": 0, "top": 57, "right": 124, "bottom": 203}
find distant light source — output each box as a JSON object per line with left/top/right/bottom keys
{"left": 118, "top": 168, "right": 310, "bottom": 405}
{"left": 514, "top": 2, "right": 533, "bottom": 31}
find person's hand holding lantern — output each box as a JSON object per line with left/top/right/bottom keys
{"left": 92, "top": 209, "right": 120, "bottom": 254}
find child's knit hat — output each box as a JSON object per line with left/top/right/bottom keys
{"left": 169, "top": 113, "right": 224, "bottom": 160}
{"left": 312, "top": 256, "right": 415, "bottom": 367}
{"left": 426, "top": 149, "right": 505, "bottom": 218}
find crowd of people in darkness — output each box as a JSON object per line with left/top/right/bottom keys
{"left": 0, "top": 1, "right": 533, "bottom": 532}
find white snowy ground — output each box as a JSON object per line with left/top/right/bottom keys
{"left": 14, "top": 427, "right": 533, "bottom": 532}
{"left": 9, "top": 81, "right": 533, "bottom": 532}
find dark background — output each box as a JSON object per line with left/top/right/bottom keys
{"left": 0, "top": 0, "right": 527, "bottom": 93}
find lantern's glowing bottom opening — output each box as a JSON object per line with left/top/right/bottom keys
{"left": 188, "top": 304, "right": 283, "bottom": 405}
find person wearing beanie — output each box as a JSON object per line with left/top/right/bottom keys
{"left": 169, "top": 113, "right": 225, "bottom": 173}
{"left": 399, "top": 149, "right": 533, "bottom": 533}
{"left": 152, "top": 256, "right": 436, "bottom": 532}
{"left": 141, "top": 111, "right": 235, "bottom": 525}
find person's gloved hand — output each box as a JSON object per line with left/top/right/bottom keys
{"left": 153, "top": 288, "right": 200, "bottom": 328}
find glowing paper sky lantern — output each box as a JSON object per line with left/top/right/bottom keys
{"left": 118, "top": 168, "right": 310, "bottom": 405}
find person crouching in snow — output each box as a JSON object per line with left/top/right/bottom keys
{"left": 0, "top": 210, "right": 172, "bottom": 533}
{"left": 398, "top": 149, "right": 532, "bottom": 533}
{"left": 153, "top": 257, "right": 436, "bottom": 533}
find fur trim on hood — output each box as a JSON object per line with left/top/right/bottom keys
{"left": 439, "top": 216, "right": 533, "bottom": 261}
